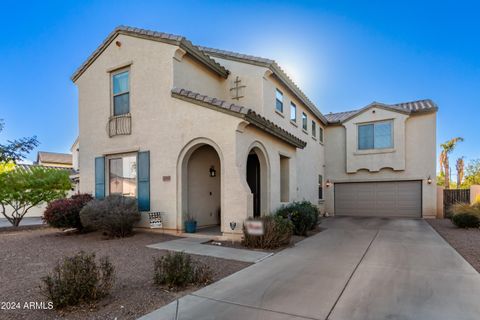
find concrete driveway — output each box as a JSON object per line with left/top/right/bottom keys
{"left": 140, "top": 217, "right": 480, "bottom": 320}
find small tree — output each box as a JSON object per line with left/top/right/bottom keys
{"left": 463, "top": 159, "right": 480, "bottom": 188}
{"left": 0, "top": 119, "right": 39, "bottom": 163}
{"left": 0, "top": 164, "right": 72, "bottom": 226}
{"left": 439, "top": 137, "right": 463, "bottom": 189}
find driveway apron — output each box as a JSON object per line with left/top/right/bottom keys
{"left": 139, "top": 217, "right": 480, "bottom": 320}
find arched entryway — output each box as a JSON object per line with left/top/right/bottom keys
{"left": 247, "top": 153, "right": 261, "bottom": 217}
{"left": 246, "top": 144, "right": 269, "bottom": 217}
{"left": 178, "top": 139, "right": 223, "bottom": 232}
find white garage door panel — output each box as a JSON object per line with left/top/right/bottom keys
{"left": 335, "top": 181, "right": 421, "bottom": 217}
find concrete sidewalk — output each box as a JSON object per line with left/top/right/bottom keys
{"left": 0, "top": 217, "right": 44, "bottom": 228}
{"left": 140, "top": 217, "right": 480, "bottom": 320}
{"left": 147, "top": 237, "right": 273, "bottom": 263}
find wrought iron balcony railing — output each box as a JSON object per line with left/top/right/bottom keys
{"left": 108, "top": 113, "right": 131, "bottom": 137}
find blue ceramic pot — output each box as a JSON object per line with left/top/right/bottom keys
{"left": 184, "top": 220, "right": 197, "bottom": 233}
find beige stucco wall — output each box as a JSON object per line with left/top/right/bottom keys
{"left": 437, "top": 186, "right": 444, "bottom": 218}
{"left": 75, "top": 33, "right": 328, "bottom": 236}
{"left": 470, "top": 185, "right": 480, "bottom": 204}
{"left": 325, "top": 112, "right": 437, "bottom": 218}
{"left": 173, "top": 53, "right": 226, "bottom": 100}
{"left": 71, "top": 138, "right": 80, "bottom": 171}
{"left": 343, "top": 107, "right": 408, "bottom": 172}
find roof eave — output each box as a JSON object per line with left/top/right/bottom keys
{"left": 71, "top": 27, "right": 229, "bottom": 83}
{"left": 203, "top": 50, "right": 328, "bottom": 126}
{"left": 171, "top": 89, "right": 306, "bottom": 149}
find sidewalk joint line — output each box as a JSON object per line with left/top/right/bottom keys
{"left": 190, "top": 293, "right": 320, "bottom": 320}
{"left": 325, "top": 229, "right": 380, "bottom": 320}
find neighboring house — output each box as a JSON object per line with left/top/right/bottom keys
{"left": 36, "top": 151, "right": 73, "bottom": 168}
{"left": 70, "top": 138, "right": 80, "bottom": 193}
{"left": 72, "top": 26, "right": 437, "bottom": 235}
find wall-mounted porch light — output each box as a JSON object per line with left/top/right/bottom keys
{"left": 209, "top": 166, "right": 217, "bottom": 177}
{"left": 427, "top": 176, "right": 432, "bottom": 184}
{"left": 326, "top": 179, "right": 332, "bottom": 187}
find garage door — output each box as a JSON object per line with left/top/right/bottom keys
{"left": 334, "top": 181, "right": 421, "bottom": 217}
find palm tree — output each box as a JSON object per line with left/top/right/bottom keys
{"left": 440, "top": 137, "right": 463, "bottom": 189}
{"left": 456, "top": 157, "right": 465, "bottom": 187}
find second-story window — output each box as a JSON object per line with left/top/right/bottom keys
{"left": 112, "top": 70, "right": 130, "bottom": 116}
{"left": 319, "top": 127, "right": 324, "bottom": 143}
{"left": 290, "top": 102, "right": 296, "bottom": 122}
{"left": 302, "top": 112, "right": 307, "bottom": 131}
{"left": 358, "top": 121, "right": 393, "bottom": 150}
{"left": 312, "top": 121, "right": 316, "bottom": 138}
{"left": 275, "top": 89, "right": 283, "bottom": 113}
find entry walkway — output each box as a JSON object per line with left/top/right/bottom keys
{"left": 147, "top": 237, "right": 273, "bottom": 263}
{"left": 140, "top": 217, "right": 480, "bottom": 320}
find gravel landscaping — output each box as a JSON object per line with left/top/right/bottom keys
{"left": 0, "top": 228, "right": 251, "bottom": 320}
{"left": 428, "top": 219, "right": 480, "bottom": 272}
{"left": 205, "top": 226, "right": 323, "bottom": 252}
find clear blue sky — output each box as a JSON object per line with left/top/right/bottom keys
{"left": 1, "top": 1, "right": 478, "bottom": 170}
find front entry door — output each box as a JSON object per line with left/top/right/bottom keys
{"left": 247, "top": 153, "right": 261, "bottom": 218}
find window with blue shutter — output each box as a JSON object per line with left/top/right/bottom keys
{"left": 137, "top": 151, "right": 150, "bottom": 211}
{"left": 95, "top": 156, "right": 105, "bottom": 199}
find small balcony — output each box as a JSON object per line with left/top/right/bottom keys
{"left": 108, "top": 113, "right": 131, "bottom": 137}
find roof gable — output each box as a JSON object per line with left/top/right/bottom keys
{"left": 198, "top": 46, "right": 328, "bottom": 125}
{"left": 325, "top": 99, "right": 438, "bottom": 124}
{"left": 37, "top": 152, "right": 72, "bottom": 165}
{"left": 71, "top": 26, "right": 229, "bottom": 82}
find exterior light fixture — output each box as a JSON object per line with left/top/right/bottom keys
{"left": 209, "top": 166, "right": 216, "bottom": 177}
{"left": 427, "top": 176, "right": 432, "bottom": 184}
{"left": 326, "top": 179, "right": 332, "bottom": 187}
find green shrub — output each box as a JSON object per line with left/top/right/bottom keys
{"left": 43, "top": 194, "right": 93, "bottom": 230}
{"left": 452, "top": 213, "right": 480, "bottom": 228}
{"left": 275, "top": 201, "right": 319, "bottom": 236}
{"left": 242, "top": 215, "right": 293, "bottom": 249}
{"left": 79, "top": 195, "right": 141, "bottom": 238}
{"left": 153, "top": 252, "right": 212, "bottom": 289}
{"left": 450, "top": 203, "right": 480, "bottom": 228}
{"left": 40, "top": 251, "right": 115, "bottom": 308}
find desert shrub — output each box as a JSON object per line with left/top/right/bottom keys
{"left": 43, "top": 194, "right": 93, "bottom": 230}
{"left": 452, "top": 213, "right": 480, "bottom": 228}
{"left": 40, "top": 251, "right": 115, "bottom": 308}
{"left": 153, "top": 251, "right": 212, "bottom": 289}
{"left": 275, "top": 201, "right": 319, "bottom": 236}
{"left": 451, "top": 203, "right": 480, "bottom": 228}
{"left": 80, "top": 195, "right": 141, "bottom": 238}
{"left": 242, "top": 215, "right": 293, "bottom": 249}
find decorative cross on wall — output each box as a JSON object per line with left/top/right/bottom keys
{"left": 229, "top": 76, "right": 246, "bottom": 100}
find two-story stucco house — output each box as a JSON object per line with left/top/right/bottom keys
{"left": 72, "top": 26, "right": 437, "bottom": 236}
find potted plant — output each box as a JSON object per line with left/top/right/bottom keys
{"left": 184, "top": 214, "right": 197, "bottom": 233}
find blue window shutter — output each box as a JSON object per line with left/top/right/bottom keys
{"left": 94, "top": 156, "right": 105, "bottom": 199}
{"left": 137, "top": 151, "right": 150, "bottom": 211}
